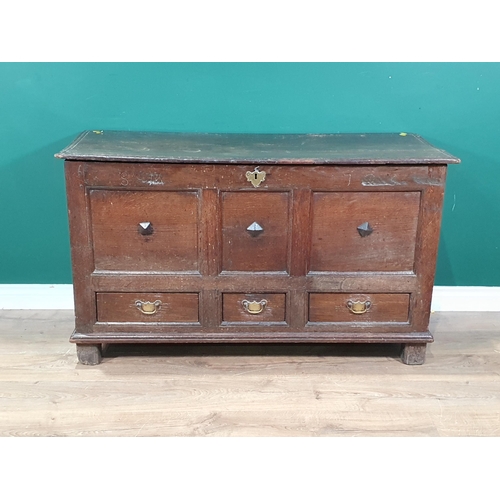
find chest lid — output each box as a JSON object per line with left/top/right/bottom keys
{"left": 55, "top": 130, "right": 460, "bottom": 165}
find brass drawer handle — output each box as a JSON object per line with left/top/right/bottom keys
{"left": 347, "top": 300, "right": 371, "bottom": 314}
{"left": 246, "top": 167, "right": 266, "bottom": 188}
{"left": 135, "top": 300, "right": 162, "bottom": 315}
{"left": 242, "top": 299, "right": 268, "bottom": 314}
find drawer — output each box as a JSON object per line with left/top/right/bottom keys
{"left": 97, "top": 292, "right": 199, "bottom": 323}
{"left": 221, "top": 192, "right": 290, "bottom": 272}
{"left": 310, "top": 192, "right": 420, "bottom": 272}
{"left": 89, "top": 190, "right": 199, "bottom": 272}
{"left": 308, "top": 293, "right": 410, "bottom": 323}
{"left": 222, "top": 293, "right": 286, "bottom": 323}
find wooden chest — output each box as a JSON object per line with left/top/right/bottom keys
{"left": 56, "top": 131, "right": 459, "bottom": 365}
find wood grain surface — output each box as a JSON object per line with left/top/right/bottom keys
{"left": 66, "top": 161, "right": 445, "bottom": 349}
{"left": 222, "top": 293, "right": 286, "bottom": 323}
{"left": 97, "top": 292, "right": 199, "bottom": 323}
{"left": 308, "top": 293, "right": 410, "bottom": 323}
{"left": 310, "top": 191, "right": 420, "bottom": 272}
{"left": 1, "top": 310, "right": 498, "bottom": 437}
{"left": 89, "top": 189, "right": 199, "bottom": 272}
{"left": 221, "top": 191, "right": 290, "bottom": 272}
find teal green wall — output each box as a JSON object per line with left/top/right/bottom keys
{"left": 1, "top": 63, "right": 498, "bottom": 285}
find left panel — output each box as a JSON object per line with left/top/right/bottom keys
{"left": 89, "top": 190, "right": 199, "bottom": 272}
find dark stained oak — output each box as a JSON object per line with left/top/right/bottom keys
{"left": 308, "top": 293, "right": 410, "bottom": 323}
{"left": 222, "top": 293, "right": 286, "bottom": 324}
{"left": 411, "top": 166, "right": 448, "bottom": 334}
{"left": 221, "top": 191, "right": 290, "bottom": 272}
{"left": 57, "top": 131, "right": 459, "bottom": 365}
{"left": 76, "top": 344, "right": 102, "bottom": 365}
{"left": 401, "top": 343, "right": 427, "bottom": 365}
{"left": 64, "top": 162, "right": 95, "bottom": 334}
{"left": 81, "top": 163, "right": 446, "bottom": 191}
{"left": 96, "top": 292, "right": 199, "bottom": 323}
{"left": 310, "top": 191, "right": 421, "bottom": 272}
{"left": 89, "top": 189, "right": 199, "bottom": 272}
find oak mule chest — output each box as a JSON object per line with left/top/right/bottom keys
{"left": 56, "top": 131, "right": 459, "bottom": 365}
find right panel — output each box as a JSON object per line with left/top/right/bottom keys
{"left": 310, "top": 191, "right": 421, "bottom": 272}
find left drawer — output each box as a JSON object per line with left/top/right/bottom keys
{"left": 96, "top": 292, "right": 199, "bottom": 323}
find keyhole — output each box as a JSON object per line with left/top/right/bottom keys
{"left": 254, "top": 173, "right": 258, "bottom": 180}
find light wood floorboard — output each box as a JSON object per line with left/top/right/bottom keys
{"left": 0, "top": 310, "right": 499, "bottom": 436}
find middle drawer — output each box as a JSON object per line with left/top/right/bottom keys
{"left": 222, "top": 293, "right": 286, "bottom": 323}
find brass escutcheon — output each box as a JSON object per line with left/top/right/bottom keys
{"left": 346, "top": 299, "right": 371, "bottom": 314}
{"left": 245, "top": 167, "right": 266, "bottom": 188}
{"left": 135, "top": 300, "right": 162, "bottom": 315}
{"left": 242, "top": 299, "right": 268, "bottom": 314}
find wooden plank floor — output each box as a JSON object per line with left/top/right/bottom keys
{"left": 0, "top": 310, "right": 499, "bottom": 436}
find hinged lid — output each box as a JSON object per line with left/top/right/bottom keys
{"left": 55, "top": 130, "right": 460, "bottom": 165}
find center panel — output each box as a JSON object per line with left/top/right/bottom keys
{"left": 220, "top": 191, "right": 291, "bottom": 273}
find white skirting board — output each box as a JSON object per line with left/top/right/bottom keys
{"left": 430, "top": 286, "right": 500, "bottom": 312}
{"left": 0, "top": 285, "right": 75, "bottom": 310}
{"left": 0, "top": 284, "right": 499, "bottom": 311}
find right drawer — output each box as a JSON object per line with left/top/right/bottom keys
{"left": 308, "top": 293, "right": 410, "bottom": 323}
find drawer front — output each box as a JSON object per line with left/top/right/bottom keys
{"left": 222, "top": 293, "right": 286, "bottom": 323}
{"left": 97, "top": 292, "right": 199, "bottom": 323}
{"left": 90, "top": 190, "right": 199, "bottom": 272}
{"left": 309, "top": 293, "right": 410, "bottom": 323}
{"left": 221, "top": 192, "right": 290, "bottom": 272}
{"left": 310, "top": 191, "right": 420, "bottom": 272}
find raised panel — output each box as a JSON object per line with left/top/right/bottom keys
{"left": 89, "top": 190, "right": 199, "bottom": 272}
{"left": 221, "top": 191, "right": 290, "bottom": 272}
{"left": 310, "top": 191, "right": 420, "bottom": 272}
